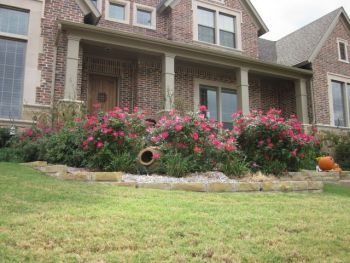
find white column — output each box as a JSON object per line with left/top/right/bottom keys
{"left": 64, "top": 35, "right": 81, "bottom": 100}
{"left": 295, "top": 79, "right": 310, "bottom": 124}
{"left": 237, "top": 67, "right": 250, "bottom": 115}
{"left": 162, "top": 53, "right": 175, "bottom": 111}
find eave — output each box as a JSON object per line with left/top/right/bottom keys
{"left": 74, "top": 0, "right": 101, "bottom": 25}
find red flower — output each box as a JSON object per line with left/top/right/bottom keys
{"left": 199, "top": 105, "right": 208, "bottom": 112}
{"left": 194, "top": 146, "right": 203, "bottom": 154}
{"left": 175, "top": 125, "right": 183, "bottom": 132}
{"left": 192, "top": 132, "right": 199, "bottom": 141}
{"left": 152, "top": 152, "right": 161, "bottom": 159}
{"left": 96, "top": 141, "right": 104, "bottom": 149}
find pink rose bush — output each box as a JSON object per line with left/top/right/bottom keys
{"left": 147, "top": 106, "right": 241, "bottom": 174}
{"left": 232, "top": 109, "right": 320, "bottom": 175}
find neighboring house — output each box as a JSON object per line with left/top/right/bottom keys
{"left": 1, "top": 0, "right": 347, "bottom": 132}
{"left": 259, "top": 7, "right": 350, "bottom": 129}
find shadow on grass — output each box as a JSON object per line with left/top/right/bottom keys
{"left": 324, "top": 183, "right": 350, "bottom": 198}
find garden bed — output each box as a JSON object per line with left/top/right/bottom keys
{"left": 23, "top": 161, "right": 332, "bottom": 193}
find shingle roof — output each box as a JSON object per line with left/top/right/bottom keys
{"left": 259, "top": 7, "right": 345, "bottom": 66}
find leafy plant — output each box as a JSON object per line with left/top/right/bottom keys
{"left": 0, "top": 128, "right": 11, "bottom": 148}
{"left": 161, "top": 151, "right": 191, "bottom": 177}
{"left": 219, "top": 156, "right": 249, "bottom": 178}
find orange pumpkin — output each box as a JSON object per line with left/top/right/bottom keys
{"left": 318, "top": 156, "right": 335, "bottom": 171}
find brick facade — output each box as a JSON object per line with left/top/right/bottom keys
{"left": 312, "top": 16, "right": 350, "bottom": 125}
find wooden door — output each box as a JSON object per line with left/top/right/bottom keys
{"left": 88, "top": 74, "right": 117, "bottom": 112}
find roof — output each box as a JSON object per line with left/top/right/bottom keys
{"left": 74, "top": 0, "right": 101, "bottom": 25}
{"left": 157, "top": 0, "right": 269, "bottom": 36}
{"left": 259, "top": 7, "right": 350, "bottom": 66}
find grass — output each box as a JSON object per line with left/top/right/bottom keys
{"left": 0, "top": 163, "right": 349, "bottom": 262}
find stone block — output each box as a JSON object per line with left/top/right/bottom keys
{"left": 40, "top": 165, "right": 68, "bottom": 177}
{"left": 292, "top": 181, "right": 309, "bottom": 191}
{"left": 137, "top": 183, "right": 171, "bottom": 190}
{"left": 112, "top": 182, "right": 137, "bottom": 188}
{"left": 171, "top": 183, "right": 206, "bottom": 192}
{"left": 207, "top": 183, "right": 234, "bottom": 192}
{"left": 93, "top": 172, "right": 123, "bottom": 182}
{"left": 277, "top": 181, "right": 294, "bottom": 192}
{"left": 308, "top": 181, "right": 323, "bottom": 190}
{"left": 62, "top": 172, "right": 91, "bottom": 181}
{"left": 236, "top": 182, "right": 261, "bottom": 192}
{"left": 262, "top": 181, "right": 278, "bottom": 192}
{"left": 22, "top": 161, "right": 48, "bottom": 167}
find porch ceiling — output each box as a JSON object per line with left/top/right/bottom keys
{"left": 58, "top": 20, "right": 313, "bottom": 80}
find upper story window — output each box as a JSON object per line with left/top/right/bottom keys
{"left": 193, "top": 1, "right": 242, "bottom": 50}
{"left": 0, "top": 6, "right": 28, "bottom": 119}
{"left": 0, "top": 6, "right": 29, "bottom": 36}
{"left": 337, "top": 39, "right": 349, "bottom": 63}
{"left": 133, "top": 4, "right": 156, "bottom": 30}
{"left": 105, "top": 0, "right": 129, "bottom": 24}
{"left": 329, "top": 75, "right": 350, "bottom": 127}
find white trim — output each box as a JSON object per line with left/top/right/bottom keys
{"left": 327, "top": 73, "right": 350, "bottom": 127}
{"left": 337, "top": 38, "right": 349, "bottom": 63}
{"left": 0, "top": 31, "right": 28, "bottom": 41}
{"left": 133, "top": 3, "right": 156, "bottom": 30}
{"left": 192, "top": 0, "right": 242, "bottom": 51}
{"left": 194, "top": 78, "right": 237, "bottom": 123}
{"left": 105, "top": 0, "right": 130, "bottom": 25}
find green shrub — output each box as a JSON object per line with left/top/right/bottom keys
{"left": 0, "top": 128, "right": 11, "bottom": 148}
{"left": 161, "top": 152, "right": 191, "bottom": 177}
{"left": 106, "top": 152, "right": 137, "bottom": 173}
{"left": 261, "top": 160, "right": 288, "bottom": 176}
{"left": 0, "top": 147, "right": 23, "bottom": 162}
{"left": 219, "top": 156, "right": 249, "bottom": 178}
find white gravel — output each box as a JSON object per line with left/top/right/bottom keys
{"left": 122, "top": 171, "right": 238, "bottom": 184}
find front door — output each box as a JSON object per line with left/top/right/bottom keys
{"left": 88, "top": 74, "right": 117, "bottom": 112}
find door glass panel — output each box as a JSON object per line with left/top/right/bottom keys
{"left": 332, "top": 81, "right": 345, "bottom": 126}
{"left": 221, "top": 89, "right": 237, "bottom": 129}
{"left": 200, "top": 86, "right": 218, "bottom": 120}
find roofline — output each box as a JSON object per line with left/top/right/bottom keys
{"left": 58, "top": 20, "right": 311, "bottom": 78}
{"left": 74, "top": 0, "right": 101, "bottom": 25}
{"left": 309, "top": 7, "right": 350, "bottom": 63}
{"left": 157, "top": 0, "right": 269, "bottom": 36}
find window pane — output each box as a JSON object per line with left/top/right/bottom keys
{"left": 332, "top": 81, "right": 345, "bottom": 126}
{"left": 198, "top": 25, "right": 215, "bottom": 43}
{"left": 200, "top": 86, "right": 218, "bottom": 120}
{"left": 0, "top": 38, "right": 26, "bottom": 119}
{"left": 219, "top": 13, "right": 235, "bottom": 32}
{"left": 220, "top": 30, "right": 235, "bottom": 48}
{"left": 197, "top": 7, "right": 214, "bottom": 27}
{"left": 339, "top": 42, "right": 347, "bottom": 60}
{"left": 137, "top": 9, "right": 152, "bottom": 26}
{"left": 0, "top": 7, "right": 29, "bottom": 35}
{"left": 221, "top": 89, "right": 237, "bottom": 129}
{"left": 109, "top": 3, "right": 125, "bottom": 20}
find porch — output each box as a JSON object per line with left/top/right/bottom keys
{"left": 58, "top": 21, "right": 312, "bottom": 124}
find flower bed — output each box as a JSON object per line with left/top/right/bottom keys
{"left": 1, "top": 107, "right": 321, "bottom": 178}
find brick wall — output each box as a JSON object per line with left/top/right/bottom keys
{"left": 249, "top": 75, "right": 296, "bottom": 116}
{"left": 312, "top": 16, "right": 350, "bottom": 125}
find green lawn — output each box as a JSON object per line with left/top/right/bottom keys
{"left": 0, "top": 163, "right": 349, "bottom": 263}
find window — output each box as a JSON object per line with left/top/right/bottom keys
{"left": 91, "top": 0, "right": 97, "bottom": 6}
{"left": 337, "top": 39, "right": 349, "bottom": 63}
{"left": 0, "top": 6, "right": 29, "bottom": 35}
{"left": 133, "top": 4, "right": 156, "bottom": 29}
{"left": 197, "top": 7, "right": 215, "bottom": 44}
{"left": 194, "top": 2, "right": 241, "bottom": 50}
{"left": 109, "top": 3, "right": 125, "bottom": 20}
{"left": 106, "top": 0, "right": 129, "bottom": 24}
{"left": 329, "top": 77, "right": 350, "bottom": 127}
{"left": 219, "top": 13, "right": 236, "bottom": 48}
{"left": 199, "top": 85, "right": 237, "bottom": 129}
{"left": 0, "top": 6, "right": 28, "bottom": 119}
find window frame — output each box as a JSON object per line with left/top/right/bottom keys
{"left": 194, "top": 79, "right": 237, "bottom": 126}
{"left": 328, "top": 73, "right": 350, "bottom": 127}
{"left": 0, "top": 5, "right": 30, "bottom": 119}
{"left": 192, "top": 0, "right": 242, "bottom": 51}
{"left": 133, "top": 3, "right": 156, "bottom": 30}
{"left": 337, "top": 38, "right": 349, "bottom": 63}
{"left": 105, "top": 0, "right": 130, "bottom": 24}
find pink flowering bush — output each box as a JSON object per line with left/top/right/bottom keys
{"left": 147, "top": 107, "right": 244, "bottom": 176}
{"left": 81, "top": 107, "right": 151, "bottom": 171}
{"left": 233, "top": 109, "right": 320, "bottom": 175}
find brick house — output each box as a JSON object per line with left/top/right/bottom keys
{"left": 0, "top": 0, "right": 348, "bottom": 131}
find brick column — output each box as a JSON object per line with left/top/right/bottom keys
{"left": 295, "top": 79, "right": 309, "bottom": 124}
{"left": 237, "top": 67, "right": 250, "bottom": 115}
{"left": 64, "top": 35, "right": 81, "bottom": 100}
{"left": 162, "top": 53, "right": 175, "bottom": 111}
